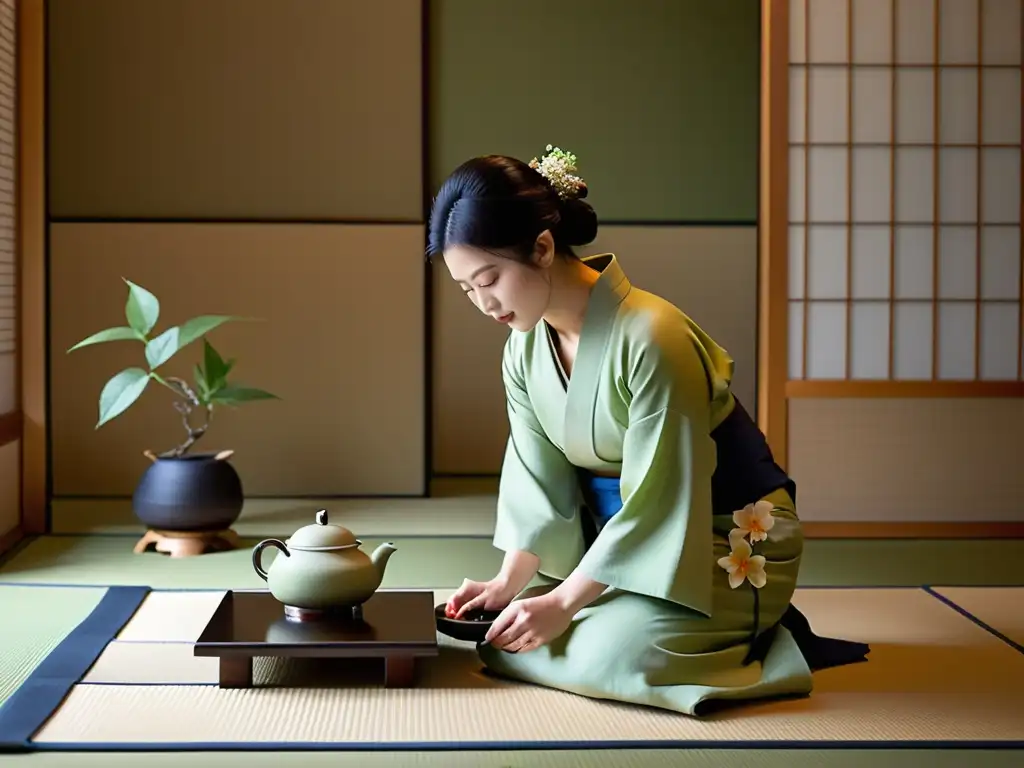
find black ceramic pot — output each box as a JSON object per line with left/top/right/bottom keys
{"left": 132, "top": 452, "right": 244, "bottom": 532}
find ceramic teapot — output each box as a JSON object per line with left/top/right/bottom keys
{"left": 251, "top": 509, "right": 397, "bottom": 610}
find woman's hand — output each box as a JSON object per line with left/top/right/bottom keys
{"left": 446, "top": 549, "right": 542, "bottom": 619}
{"left": 445, "top": 577, "right": 516, "bottom": 619}
{"left": 484, "top": 592, "right": 574, "bottom": 653}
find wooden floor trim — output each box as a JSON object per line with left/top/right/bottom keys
{"left": 803, "top": 522, "right": 1024, "bottom": 539}
{"left": 786, "top": 380, "right": 1024, "bottom": 399}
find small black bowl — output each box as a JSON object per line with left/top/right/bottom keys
{"left": 434, "top": 603, "right": 502, "bottom": 643}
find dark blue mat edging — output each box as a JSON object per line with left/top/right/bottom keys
{"left": 923, "top": 585, "right": 1024, "bottom": 656}
{"left": 0, "top": 584, "right": 151, "bottom": 754}
{"left": 19, "top": 739, "right": 1024, "bottom": 752}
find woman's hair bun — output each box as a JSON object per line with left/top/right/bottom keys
{"left": 557, "top": 197, "right": 598, "bottom": 247}
{"left": 426, "top": 146, "right": 599, "bottom": 259}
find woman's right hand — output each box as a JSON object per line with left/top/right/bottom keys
{"left": 445, "top": 577, "right": 515, "bottom": 619}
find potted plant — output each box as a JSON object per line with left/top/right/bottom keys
{"left": 68, "top": 278, "right": 279, "bottom": 535}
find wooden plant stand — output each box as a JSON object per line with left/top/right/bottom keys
{"left": 133, "top": 528, "right": 240, "bottom": 558}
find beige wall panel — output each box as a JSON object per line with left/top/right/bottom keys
{"left": 788, "top": 398, "right": 1024, "bottom": 522}
{"left": 50, "top": 223, "right": 425, "bottom": 497}
{"left": 48, "top": 0, "right": 423, "bottom": 221}
{"left": 0, "top": 439, "right": 19, "bottom": 536}
{"left": 431, "top": 226, "right": 758, "bottom": 475}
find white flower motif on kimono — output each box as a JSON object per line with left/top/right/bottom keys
{"left": 717, "top": 538, "right": 768, "bottom": 590}
{"left": 731, "top": 499, "right": 776, "bottom": 544}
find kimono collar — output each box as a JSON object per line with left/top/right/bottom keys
{"left": 580, "top": 253, "right": 631, "bottom": 308}
{"left": 556, "top": 253, "right": 631, "bottom": 466}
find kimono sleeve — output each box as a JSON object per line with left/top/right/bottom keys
{"left": 576, "top": 321, "right": 719, "bottom": 617}
{"left": 491, "top": 338, "right": 586, "bottom": 578}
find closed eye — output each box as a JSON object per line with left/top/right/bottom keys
{"left": 464, "top": 278, "right": 496, "bottom": 294}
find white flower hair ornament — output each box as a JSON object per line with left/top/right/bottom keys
{"left": 529, "top": 145, "right": 588, "bottom": 201}
{"left": 718, "top": 499, "right": 778, "bottom": 665}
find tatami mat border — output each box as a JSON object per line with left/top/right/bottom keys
{"left": 0, "top": 585, "right": 150, "bottom": 752}
{"left": 922, "top": 586, "right": 1024, "bottom": 656}
{"left": 22, "top": 739, "right": 1024, "bottom": 753}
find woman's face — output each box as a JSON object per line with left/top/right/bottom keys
{"left": 443, "top": 234, "right": 555, "bottom": 333}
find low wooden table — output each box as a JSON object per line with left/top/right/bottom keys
{"left": 193, "top": 590, "right": 438, "bottom": 688}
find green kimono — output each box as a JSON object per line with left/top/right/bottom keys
{"left": 477, "top": 253, "right": 814, "bottom": 716}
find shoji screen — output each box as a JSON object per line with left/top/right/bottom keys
{"left": 783, "top": 0, "right": 1023, "bottom": 528}
{"left": 788, "top": 0, "right": 1021, "bottom": 385}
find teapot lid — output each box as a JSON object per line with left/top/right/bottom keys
{"left": 286, "top": 509, "right": 358, "bottom": 549}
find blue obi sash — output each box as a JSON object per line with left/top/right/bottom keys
{"left": 579, "top": 473, "right": 624, "bottom": 528}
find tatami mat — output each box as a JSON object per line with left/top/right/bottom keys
{"left": 931, "top": 587, "right": 1024, "bottom": 650}
{"left": 87, "top": 588, "right": 459, "bottom": 687}
{"left": 7, "top": 535, "right": 1024, "bottom": 591}
{"left": 0, "top": 585, "right": 109, "bottom": 706}
{"left": 28, "top": 587, "right": 1024, "bottom": 747}
{"left": 115, "top": 590, "right": 240, "bottom": 642}
{"left": 0, "top": 536, "right": 504, "bottom": 590}
{"left": 49, "top": 478, "right": 500, "bottom": 537}
{"left": 113, "top": 588, "right": 454, "bottom": 642}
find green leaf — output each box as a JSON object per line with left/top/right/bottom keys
{"left": 203, "top": 339, "right": 234, "bottom": 390}
{"left": 123, "top": 279, "right": 160, "bottom": 336}
{"left": 178, "top": 315, "right": 241, "bottom": 348}
{"left": 210, "top": 385, "right": 279, "bottom": 406}
{"left": 97, "top": 367, "right": 150, "bottom": 428}
{"left": 193, "top": 363, "right": 210, "bottom": 401}
{"left": 141, "top": 315, "right": 242, "bottom": 372}
{"left": 67, "top": 326, "right": 143, "bottom": 353}
{"left": 144, "top": 326, "right": 180, "bottom": 369}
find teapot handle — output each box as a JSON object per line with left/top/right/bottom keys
{"left": 252, "top": 538, "right": 289, "bottom": 581}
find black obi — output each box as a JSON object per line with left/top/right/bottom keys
{"left": 710, "top": 397, "right": 796, "bottom": 515}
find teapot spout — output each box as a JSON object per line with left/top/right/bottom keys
{"left": 370, "top": 541, "right": 397, "bottom": 583}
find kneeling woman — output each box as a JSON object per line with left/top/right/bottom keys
{"left": 429, "top": 148, "right": 867, "bottom": 716}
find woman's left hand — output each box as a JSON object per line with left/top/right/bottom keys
{"left": 484, "top": 593, "right": 573, "bottom": 653}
